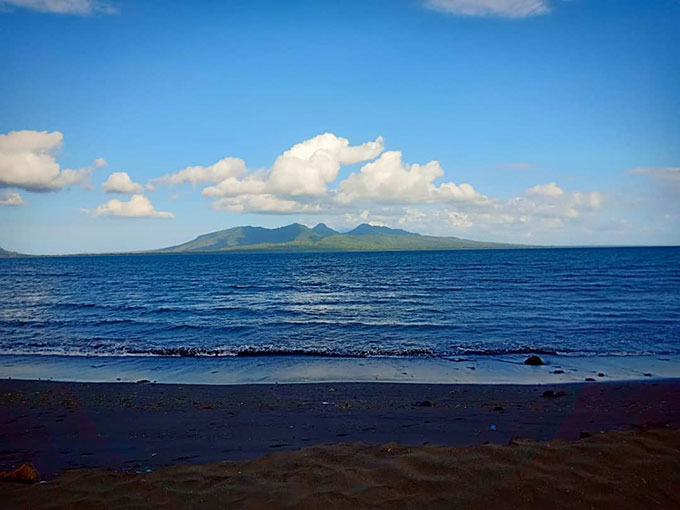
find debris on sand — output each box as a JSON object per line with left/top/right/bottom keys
{"left": 0, "top": 464, "right": 40, "bottom": 484}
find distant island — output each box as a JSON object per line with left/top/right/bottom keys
{"left": 0, "top": 247, "right": 23, "bottom": 258}
{"left": 156, "top": 223, "right": 527, "bottom": 253}
{"left": 0, "top": 223, "right": 532, "bottom": 257}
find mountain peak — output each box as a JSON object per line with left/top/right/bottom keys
{"left": 312, "top": 223, "right": 337, "bottom": 236}
{"left": 0, "top": 247, "right": 23, "bottom": 258}
{"left": 159, "top": 222, "right": 523, "bottom": 253}
{"left": 347, "top": 223, "right": 416, "bottom": 237}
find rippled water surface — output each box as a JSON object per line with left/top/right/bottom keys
{"left": 1, "top": 248, "right": 678, "bottom": 358}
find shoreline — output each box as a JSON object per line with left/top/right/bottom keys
{"left": 2, "top": 378, "right": 679, "bottom": 480}
{"left": 3, "top": 244, "right": 679, "bottom": 259}
{"left": 2, "top": 353, "right": 679, "bottom": 386}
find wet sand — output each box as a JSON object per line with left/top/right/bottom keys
{"left": 1, "top": 379, "right": 680, "bottom": 508}
{"left": 2, "top": 352, "right": 678, "bottom": 385}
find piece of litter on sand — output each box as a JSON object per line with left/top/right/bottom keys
{"left": 490, "top": 425, "right": 497, "bottom": 431}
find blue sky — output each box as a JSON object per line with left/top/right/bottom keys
{"left": 0, "top": 0, "right": 678, "bottom": 254}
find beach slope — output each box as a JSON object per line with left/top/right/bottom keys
{"left": 2, "top": 379, "right": 679, "bottom": 508}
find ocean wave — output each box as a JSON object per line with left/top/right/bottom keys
{"left": 452, "top": 347, "right": 562, "bottom": 356}
{"left": 0, "top": 345, "right": 675, "bottom": 359}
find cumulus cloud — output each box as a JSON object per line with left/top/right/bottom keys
{"left": 193, "top": 133, "right": 384, "bottom": 199}
{"left": 148, "top": 157, "right": 246, "bottom": 189}
{"left": 0, "top": 130, "right": 105, "bottom": 192}
{"left": 445, "top": 210, "right": 473, "bottom": 227}
{"left": 0, "top": 191, "right": 23, "bottom": 206}
{"left": 92, "top": 194, "right": 173, "bottom": 218}
{"left": 102, "top": 172, "right": 144, "bottom": 194}
{"left": 507, "top": 187, "right": 603, "bottom": 221}
{"left": 336, "top": 151, "right": 486, "bottom": 205}
{"left": 525, "top": 182, "right": 564, "bottom": 197}
{"left": 424, "top": 0, "right": 550, "bottom": 18}
{"left": 142, "top": 132, "right": 606, "bottom": 237}
{"left": 265, "top": 133, "right": 385, "bottom": 196}
{"left": 210, "top": 195, "right": 322, "bottom": 214}
{"left": 348, "top": 181, "right": 605, "bottom": 238}
{"left": 194, "top": 133, "right": 384, "bottom": 213}
{"left": 629, "top": 167, "right": 680, "bottom": 183}
{"left": 0, "top": 0, "right": 117, "bottom": 15}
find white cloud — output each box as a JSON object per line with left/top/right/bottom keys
{"left": 0, "top": 191, "right": 23, "bottom": 206}
{"left": 629, "top": 167, "right": 680, "bottom": 182}
{"left": 336, "top": 150, "right": 486, "bottom": 205}
{"left": 506, "top": 188, "right": 603, "bottom": 221}
{"left": 198, "top": 133, "right": 384, "bottom": 213}
{"left": 148, "top": 157, "right": 246, "bottom": 189}
{"left": 142, "top": 133, "right": 606, "bottom": 237}
{"left": 445, "top": 210, "right": 473, "bottom": 227}
{"left": 348, "top": 181, "right": 604, "bottom": 238}
{"left": 92, "top": 194, "right": 174, "bottom": 219}
{"left": 0, "top": 0, "right": 117, "bottom": 15}
{"left": 0, "top": 130, "right": 105, "bottom": 192}
{"left": 102, "top": 172, "right": 144, "bottom": 194}
{"left": 424, "top": 0, "right": 550, "bottom": 18}
{"left": 525, "top": 182, "right": 564, "bottom": 197}
{"left": 266, "top": 133, "right": 385, "bottom": 196}
{"left": 210, "top": 195, "right": 321, "bottom": 214}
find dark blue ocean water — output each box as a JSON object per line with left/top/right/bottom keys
{"left": 0, "top": 248, "right": 678, "bottom": 358}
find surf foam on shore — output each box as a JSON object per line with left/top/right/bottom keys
{"left": 1, "top": 353, "right": 678, "bottom": 385}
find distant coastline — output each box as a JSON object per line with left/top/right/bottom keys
{"left": 3, "top": 224, "right": 680, "bottom": 257}
{"left": 3, "top": 222, "right": 531, "bottom": 257}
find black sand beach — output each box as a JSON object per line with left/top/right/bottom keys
{"left": 2, "top": 379, "right": 679, "bottom": 477}
{"left": 5, "top": 428, "right": 680, "bottom": 509}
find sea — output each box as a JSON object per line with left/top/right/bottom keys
{"left": 1, "top": 247, "right": 679, "bottom": 384}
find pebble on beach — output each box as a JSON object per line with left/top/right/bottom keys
{"left": 0, "top": 464, "right": 40, "bottom": 484}
{"left": 541, "top": 390, "right": 566, "bottom": 398}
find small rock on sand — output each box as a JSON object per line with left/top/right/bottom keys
{"left": 553, "top": 369, "right": 565, "bottom": 374}
{"left": 585, "top": 378, "right": 596, "bottom": 382}
{"left": 414, "top": 400, "right": 433, "bottom": 407}
{"left": 524, "top": 355, "right": 544, "bottom": 366}
{"left": 0, "top": 464, "right": 40, "bottom": 484}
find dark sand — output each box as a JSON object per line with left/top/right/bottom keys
{"left": 2, "top": 379, "right": 680, "bottom": 508}
{"left": 5, "top": 429, "right": 680, "bottom": 509}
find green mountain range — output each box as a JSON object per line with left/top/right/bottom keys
{"left": 158, "top": 223, "right": 526, "bottom": 253}
{"left": 0, "top": 223, "right": 531, "bottom": 257}
{"left": 0, "top": 247, "right": 23, "bottom": 258}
